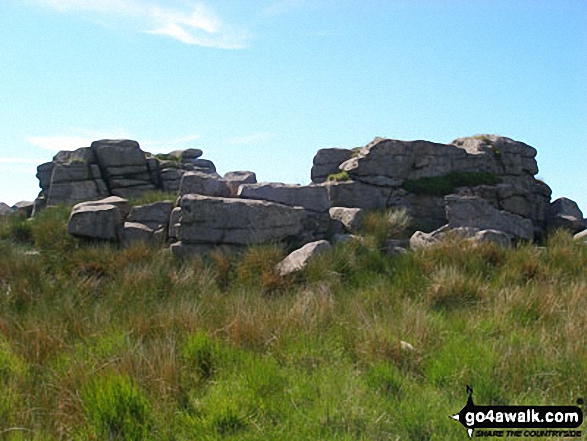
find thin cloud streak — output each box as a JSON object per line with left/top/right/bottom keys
{"left": 30, "top": 0, "right": 250, "bottom": 49}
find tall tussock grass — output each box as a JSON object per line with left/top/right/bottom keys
{"left": 0, "top": 208, "right": 586, "bottom": 439}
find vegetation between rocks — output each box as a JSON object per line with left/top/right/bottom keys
{"left": 0, "top": 208, "right": 585, "bottom": 440}
{"left": 401, "top": 172, "right": 502, "bottom": 197}
{"left": 326, "top": 171, "right": 351, "bottom": 182}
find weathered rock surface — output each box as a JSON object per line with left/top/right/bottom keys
{"left": 238, "top": 183, "right": 330, "bottom": 213}
{"left": 410, "top": 225, "right": 512, "bottom": 249}
{"left": 179, "top": 171, "right": 230, "bottom": 197}
{"left": 120, "top": 222, "right": 166, "bottom": 247}
{"left": 0, "top": 202, "right": 13, "bottom": 215}
{"left": 546, "top": 197, "right": 585, "bottom": 234}
{"left": 329, "top": 207, "right": 364, "bottom": 233}
{"left": 574, "top": 229, "right": 587, "bottom": 245}
{"left": 12, "top": 201, "right": 34, "bottom": 218}
{"left": 68, "top": 201, "right": 124, "bottom": 241}
{"left": 127, "top": 200, "right": 173, "bottom": 230}
{"left": 445, "top": 195, "right": 533, "bottom": 240}
{"left": 469, "top": 229, "right": 512, "bottom": 248}
{"left": 311, "top": 148, "right": 354, "bottom": 183}
{"left": 80, "top": 196, "right": 131, "bottom": 218}
{"left": 276, "top": 240, "right": 331, "bottom": 276}
{"left": 178, "top": 194, "right": 305, "bottom": 246}
{"left": 238, "top": 183, "right": 331, "bottom": 241}
{"left": 223, "top": 171, "right": 257, "bottom": 197}
{"left": 168, "top": 207, "right": 181, "bottom": 240}
{"left": 326, "top": 180, "right": 393, "bottom": 210}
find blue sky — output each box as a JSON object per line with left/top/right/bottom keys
{"left": 1, "top": 0, "right": 585, "bottom": 213}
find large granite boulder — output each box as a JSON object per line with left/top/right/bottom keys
{"left": 179, "top": 171, "right": 230, "bottom": 197}
{"left": 68, "top": 198, "right": 128, "bottom": 241}
{"left": 450, "top": 135, "right": 538, "bottom": 176}
{"left": 91, "top": 139, "right": 156, "bottom": 198}
{"left": 276, "top": 240, "right": 331, "bottom": 276}
{"left": 445, "top": 195, "right": 534, "bottom": 240}
{"left": 223, "top": 171, "right": 257, "bottom": 197}
{"left": 0, "top": 202, "right": 13, "bottom": 215}
{"left": 329, "top": 207, "right": 364, "bottom": 233}
{"left": 546, "top": 197, "right": 585, "bottom": 234}
{"left": 410, "top": 225, "right": 512, "bottom": 249}
{"left": 311, "top": 148, "right": 354, "bottom": 183}
{"left": 177, "top": 194, "right": 306, "bottom": 247}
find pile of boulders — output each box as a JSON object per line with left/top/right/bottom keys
{"left": 29, "top": 134, "right": 584, "bottom": 275}
{"left": 34, "top": 140, "right": 220, "bottom": 212}
{"left": 315, "top": 135, "right": 553, "bottom": 235}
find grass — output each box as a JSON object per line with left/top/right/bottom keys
{"left": 327, "top": 171, "right": 351, "bottom": 182}
{"left": 0, "top": 208, "right": 586, "bottom": 439}
{"left": 402, "top": 171, "right": 502, "bottom": 196}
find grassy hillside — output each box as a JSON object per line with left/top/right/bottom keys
{"left": 0, "top": 206, "right": 585, "bottom": 440}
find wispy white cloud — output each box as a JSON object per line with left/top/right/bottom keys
{"left": 224, "top": 132, "right": 275, "bottom": 146}
{"left": 29, "top": 0, "right": 250, "bottom": 49}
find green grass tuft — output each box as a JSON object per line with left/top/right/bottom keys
{"left": 326, "top": 170, "right": 350, "bottom": 182}
{"left": 402, "top": 171, "right": 502, "bottom": 196}
{"left": 82, "top": 374, "right": 153, "bottom": 440}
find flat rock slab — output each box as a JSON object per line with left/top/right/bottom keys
{"left": 68, "top": 203, "right": 123, "bottom": 241}
{"left": 238, "top": 183, "right": 330, "bottom": 213}
{"left": 276, "top": 240, "right": 332, "bottom": 276}
{"left": 77, "top": 196, "right": 131, "bottom": 218}
{"left": 179, "top": 171, "right": 229, "bottom": 197}
{"left": 179, "top": 194, "right": 305, "bottom": 245}
{"left": 91, "top": 139, "right": 146, "bottom": 168}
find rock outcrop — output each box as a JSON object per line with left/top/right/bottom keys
{"left": 36, "top": 140, "right": 217, "bottom": 207}
{"left": 45, "top": 133, "right": 582, "bottom": 257}
{"left": 317, "top": 135, "right": 552, "bottom": 236}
